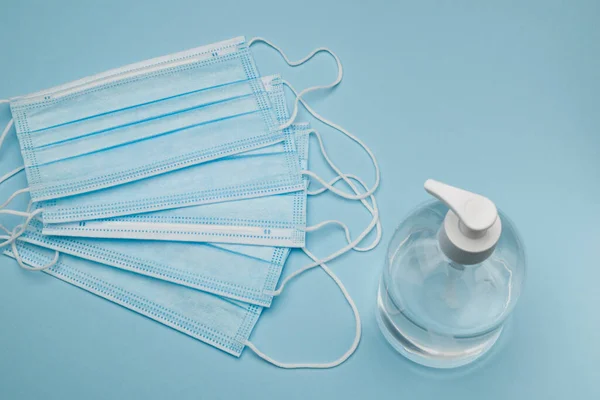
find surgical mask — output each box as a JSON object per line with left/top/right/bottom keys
{"left": 6, "top": 242, "right": 263, "bottom": 357}
{"left": 18, "top": 220, "right": 288, "bottom": 307}
{"left": 7, "top": 240, "right": 359, "bottom": 368}
{"left": 42, "top": 179, "right": 308, "bottom": 247}
{"left": 4, "top": 37, "right": 284, "bottom": 203}
{"left": 36, "top": 126, "right": 304, "bottom": 224}
{"left": 41, "top": 76, "right": 309, "bottom": 247}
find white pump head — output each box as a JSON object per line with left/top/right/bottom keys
{"left": 425, "top": 179, "right": 502, "bottom": 265}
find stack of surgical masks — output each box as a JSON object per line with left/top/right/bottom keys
{"left": 0, "top": 36, "right": 380, "bottom": 369}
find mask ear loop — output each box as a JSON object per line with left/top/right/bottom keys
{"left": 248, "top": 37, "right": 380, "bottom": 200}
{"left": 243, "top": 171, "right": 375, "bottom": 367}
{"left": 248, "top": 38, "right": 342, "bottom": 132}
{"left": 248, "top": 38, "right": 378, "bottom": 199}
{"left": 244, "top": 173, "right": 378, "bottom": 367}
{"left": 0, "top": 211, "right": 58, "bottom": 272}
{"left": 306, "top": 172, "right": 381, "bottom": 252}
{"left": 8, "top": 228, "right": 59, "bottom": 271}
{"left": 0, "top": 118, "right": 14, "bottom": 153}
{"left": 0, "top": 208, "right": 44, "bottom": 249}
{"left": 284, "top": 82, "right": 379, "bottom": 199}
{"left": 303, "top": 129, "right": 382, "bottom": 251}
{"left": 0, "top": 168, "right": 29, "bottom": 215}
{"left": 0, "top": 166, "right": 25, "bottom": 186}
{"left": 0, "top": 187, "right": 29, "bottom": 211}
{"left": 244, "top": 247, "right": 360, "bottom": 369}
{"left": 266, "top": 199, "right": 379, "bottom": 298}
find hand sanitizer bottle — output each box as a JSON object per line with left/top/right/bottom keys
{"left": 377, "top": 179, "right": 526, "bottom": 368}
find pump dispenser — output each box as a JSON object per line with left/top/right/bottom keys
{"left": 425, "top": 179, "right": 502, "bottom": 265}
{"left": 377, "top": 180, "right": 526, "bottom": 368}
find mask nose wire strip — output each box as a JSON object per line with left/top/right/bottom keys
{"left": 248, "top": 37, "right": 342, "bottom": 132}
{"left": 0, "top": 119, "right": 15, "bottom": 153}
{"left": 305, "top": 173, "right": 381, "bottom": 252}
{"left": 283, "top": 81, "right": 379, "bottom": 200}
{"left": 244, "top": 247, "right": 360, "bottom": 369}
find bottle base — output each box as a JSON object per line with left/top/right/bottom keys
{"left": 376, "top": 284, "right": 502, "bottom": 369}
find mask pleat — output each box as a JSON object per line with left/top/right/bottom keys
{"left": 27, "top": 79, "right": 256, "bottom": 148}
{"left": 30, "top": 95, "right": 263, "bottom": 166}
{"left": 17, "top": 53, "right": 249, "bottom": 131}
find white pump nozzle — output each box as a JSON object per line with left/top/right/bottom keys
{"left": 425, "top": 179, "right": 502, "bottom": 265}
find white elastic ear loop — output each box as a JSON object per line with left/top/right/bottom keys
{"left": 8, "top": 231, "right": 59, "bottom": 271}
{"left": 248, "top": 37, "right": 342, "bottom": 131}
{"left": 0, "top": 166, "right": 25, "bottom": 186}
{"left": 245, "top": 248, "right": 360, "bottom": 369}
{"left": 268, "top": 203, "right": 379, "bottom": 297}
{"left": 306, "top": 173, "right": 381, "bottom": 252}
{"left": 248, "top": 38, "right": 379, "bottom": 199}
{"left": 284, "top": 81, "right": 380, "bottom": 200}
{"left": 302, "top": 130, "right": 374, "bottom": 200}
{"left": 0, "top": 224, "right": 10, "bottom": 235}
{"left": 0, "top": 118, "right": 14, "bottom": 153}
{"left": 304, "top": 129, "right": 381, "bottom": 250}
{"left": 26, "top": 201, "right": 44, "bottom": 223}
{"left": 0, "top": 208, "right": 44, "bottom": 249}
{"left": 0, "top": 188, "right": 30, "bottom": 210}
{"left": 306, "top": 220, "right": 352, "bottom": 244}
{"left": 0, "top": 209, "right": 57, "bottom": 271}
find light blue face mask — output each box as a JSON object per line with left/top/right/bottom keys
{"left": 42, "top": 161, "right": 308, "bottom": 247}
{"left": 36, "top": 125, "right": 304, "bottom": 224}
{"left": 6, "top": 242, "right": 263, "bottom": 357}
{"left": 17, "top": 220, "right": 288, "bottom": 307}
{"left": 7, "top": 240, "right": 361, "bottom": 368}
{"left": 42, "top": 76, "right": 309, "bottom": 248}
{"left": 6, "top": 37, "right": 284, "bottom": 203}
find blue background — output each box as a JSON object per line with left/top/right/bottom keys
{"left": 1, "top": 0, "right": 598, "bottom": 398}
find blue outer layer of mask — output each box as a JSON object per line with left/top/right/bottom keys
{"left": 10, "top": 37, "right": 284, "bottom": 202}
{"left": 41, "top": 76, "right": 309, "bottom": 248}
{"left": 37, "top": 133, "right": 304, "bottom": 223}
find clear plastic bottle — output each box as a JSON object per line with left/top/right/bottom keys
{"left": 377, "top": 180, "right": 526, "bottom": 368}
